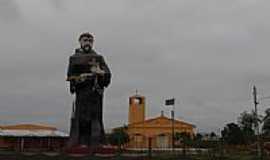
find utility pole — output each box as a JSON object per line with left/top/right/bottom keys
{"left": 252, "top": 85, "right": 261, "bottom": 158}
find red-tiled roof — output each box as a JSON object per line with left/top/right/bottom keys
{"left": 128, "top": 115, "right": 196, "bottom": 128}
{"left": 0, "top": 124, "right": 68, "bottom": 137}
{"left": 0, "top": 124, "right": 57, "bottom": 130}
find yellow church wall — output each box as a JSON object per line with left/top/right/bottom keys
{"left": 125, "top": 94, "right": 195, "bottom": 148}
{"left": 126, "top": 125, "right": 194, "bottom": 148}
{"left": 127, "top": 130, "right": 172, "bottom": 148}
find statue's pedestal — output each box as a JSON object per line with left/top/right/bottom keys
{"left": 65, "top": 145, "right": 118, "bottom": 157}
{"left": 94, "top": 146, "right": 117, "bottom": 155}
{"left": 65, "top": 145, "right": 93, "bottom": 156}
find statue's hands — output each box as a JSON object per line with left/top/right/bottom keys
{"left": 79, "top": 74, "right": 87, "bottom": 80}
{"left": 91, "top": 65, "right": 105, "bottom": 76}
{"left": 78, "top": 73, "right": 91, "bottom": 82}
{"left": 96, "top": 67, "right": 105, "bottom": 75}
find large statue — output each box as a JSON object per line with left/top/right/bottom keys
{"left": 67, "top": 33, "right": 111, "bottom": 147}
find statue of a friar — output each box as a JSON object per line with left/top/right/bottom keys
{"left": 67, "top": 33, "right": 111, "bottom": 146}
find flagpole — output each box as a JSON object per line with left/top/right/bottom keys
{"left": 165, "top": 98, "right": 175, "bottom": 152}
{"left": 171, "top": 98, "right": 175, "bottom": 152}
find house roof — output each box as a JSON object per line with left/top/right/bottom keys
{"left": 128, "top": 115, "right": 196, "bottom": 128}
{"left": 0, "top": 124, "right": 57, "bottom": 130}
{"left": 0, "top": 124, "right": 68, "bottom": 137}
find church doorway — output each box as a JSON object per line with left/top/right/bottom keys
{"left": 156, "top": 134, "right": 169, "bottom": 148}
{"left": 134, "top": 134, "right": 144, "bottom": 148}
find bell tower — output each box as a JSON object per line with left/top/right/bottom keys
{"left": 128, "top": 91, "right": 145, "bottom": 124}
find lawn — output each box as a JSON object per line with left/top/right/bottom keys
{"left": 0, "top": 151, "right": 266, "bottom": 160}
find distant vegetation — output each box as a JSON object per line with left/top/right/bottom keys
{"left": 98, "top": 108, "right": 270, "bottom": 159}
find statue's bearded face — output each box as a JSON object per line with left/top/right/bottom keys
{"left": 80, "top": 36, "right": 94, "bottom": 52}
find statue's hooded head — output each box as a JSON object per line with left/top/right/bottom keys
{"left": 79, "top": 32, "right": 94, "bottom": 53}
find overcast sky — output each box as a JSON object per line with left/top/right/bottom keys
{"left": 1, "top": 0, "right": 270, "bottom": 133}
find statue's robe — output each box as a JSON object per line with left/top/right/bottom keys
{"left": 67, "top": 48, "right": 111, "bottom": 146}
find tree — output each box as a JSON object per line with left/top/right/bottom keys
{"left": 210, "top": 132, "right": 217, "bottom": 140}
{"left": 238, "top": 111, "right": 256, "bottom": 144}
{"left": 221, "top": 123, "right": 244, "bottom": 145}
{"left": 108, "top": 125, "right": 129, "bottom": 150}
{"left": 175, "top": 132, "right": 192, "bottom": 145}
{"left": 262, "top": 108, "right": 270, "bottom": 136}
{"left": 175, "top": 132, "right": 192, "bottom": 156}
{"left": 195, "top": 133, "right": 203, "bottom": 141}
{"left": 238, "top": 111, "right": 256, "bottom": 130}
{"left": 194, "top": 133, "right": 203, "bottom": 154}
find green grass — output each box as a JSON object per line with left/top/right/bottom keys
{"left": 148, "top": 151, "right": 263, "bottom": 160}
{"left": 0, "top": 151, "right": 266, "bottom": 160}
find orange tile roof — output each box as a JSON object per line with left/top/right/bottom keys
{"left": 0, "top": 124, "right": 57, "bottom": 131}
{"left": 128, "top": 115, "right": 196, "bottom": 128}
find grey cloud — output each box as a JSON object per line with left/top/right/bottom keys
{"left": 0, "top": 0, "right": 20, "bottom": 22}
{"left": 0, "top": 0, "right": 270, "bottom": 133}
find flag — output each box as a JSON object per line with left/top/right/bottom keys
{"left": 165, "top": 98, "right": 175, "bottom": 106}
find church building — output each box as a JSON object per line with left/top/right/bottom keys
{"left": 126, "top": 94, "right": 195, "bottom": 148}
